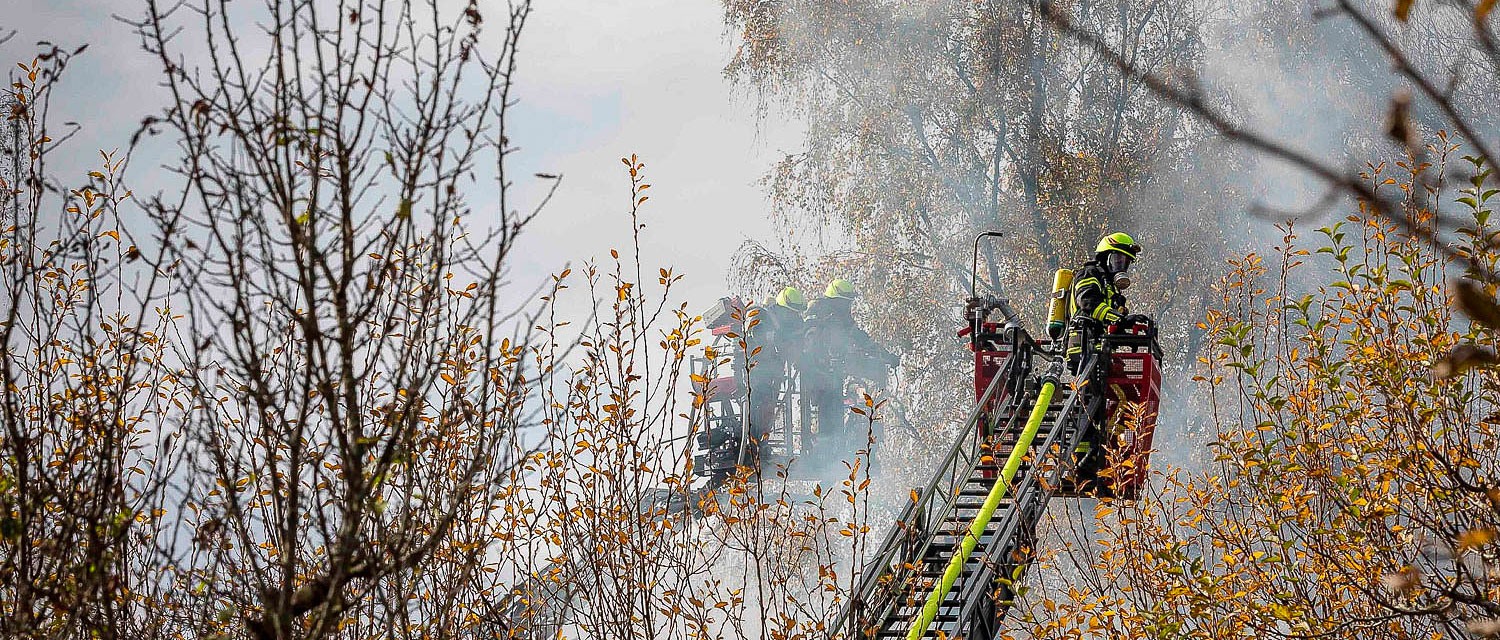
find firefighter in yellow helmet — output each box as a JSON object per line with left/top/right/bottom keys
{"left": 1070, "top": 232, "right": 1141, "bottom": 326}
{"left": 1066, "top": 232, "right": 1142, "bottom": 486}
{"left": 804, "top": 279, "right": 895, "bottom": 373}
{"left": 760, "top": 286, "right": 809, "bottom": 367}
{"left": 801, "top": 278, "right": 899, "bottom": 462}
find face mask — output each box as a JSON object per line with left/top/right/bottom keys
{"left": 1115, "top": 276, "right": 1132, "bottom": 291}
{"left": 1106, "top": 252, "right": 1132, "bottom": 274}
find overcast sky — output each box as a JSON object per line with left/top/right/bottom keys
{"left": 1, "top": 0, "right": 798, "bottom": 315}
{"left": 503, "top": 1, "right": 800, "bottom": 308}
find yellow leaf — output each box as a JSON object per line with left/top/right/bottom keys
{"left": 1458, "top": 527, "right": 1497, "bottom": 550}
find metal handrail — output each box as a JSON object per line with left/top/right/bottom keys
{"left": 850, "top": 387, "right": 1035, "bottom": 637}
{"left": 949, "top": 356, "right": 1102, "bottom": 634}
{"left": 827, "top": 351, "right": 1021, "bottom": 638}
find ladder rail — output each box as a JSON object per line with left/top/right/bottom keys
{"left": 949, "top": 356, "right": 1103, "bottom": 635}
{"left": 902, "top": 362, "right": 1061, "bottom": 640}
{"left": 853, "top": 389, "right": 1037, "bottom": 638}
{"left": 829, "top": 352, "right": 1023, "bottom": 638}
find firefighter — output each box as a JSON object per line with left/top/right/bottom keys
{"left": 766, "top": 287, "right": 808, "bottom": 352}
{"left": 801, "top": 278, "right": 899, "bottom": 461}
{"left": 1066, "top": 232, "right": 1141, "bottom": 370}
{"left": 744, "top": 287, "right": 808, "bottom": 449}
{"left": 1066, "top": 231, "right": 1142, "bottom": 488}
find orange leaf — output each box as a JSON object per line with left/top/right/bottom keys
{"left": 1458, "top": 527, "right": 1497, "bottom": 550}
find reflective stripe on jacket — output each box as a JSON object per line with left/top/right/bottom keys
{"left": 1069, "top": 262, "right": 1123, "bottom": 323}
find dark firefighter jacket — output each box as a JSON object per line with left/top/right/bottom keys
{"left": 741, "top": 302, "right": 803, "bottom": 425}
{"left": 800, "top": 297, "right": 897, "bottom": 392}
{"left": 746, "top": 303, "right": 806, "bottom": 362}
{"left": 1070, "top": 261, "right": 1126, "bottom": 324}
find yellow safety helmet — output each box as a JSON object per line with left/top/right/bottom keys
{"left": 824, "top": 278, "right": 858, "bottom": 300}
{"left": 1096, "top": 232, "right": 1142, "bottom": 259}
{"left": 776, "top": 286, "right": 808, "bottom": 312}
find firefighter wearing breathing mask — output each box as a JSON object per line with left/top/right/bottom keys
{"left": 1064, "top": 232, "right": 1143, "bottom": 486}
{"left": 1066, "top": 232, "right": 1142, "bottom": 365}
{"left": 1072, "top": 232, "right": 1141, "bottom": 322}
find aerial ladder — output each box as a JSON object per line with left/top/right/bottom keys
{"left": 825, "top": 249, "right": 1163, "bottom": 639}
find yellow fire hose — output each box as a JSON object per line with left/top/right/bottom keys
{"left": 905, "top": 368, "right": 1059, "bottom": 640}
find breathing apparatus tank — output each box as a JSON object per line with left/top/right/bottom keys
{"left": 1045, "top": 268, "right": 1074, "bottom": 340}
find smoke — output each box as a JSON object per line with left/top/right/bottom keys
{"left": 1136, "top": 0, "right": 1500, "bottom": 473}
{"left": 1200, "top": 3, "right": 1389, "bottom": 216}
